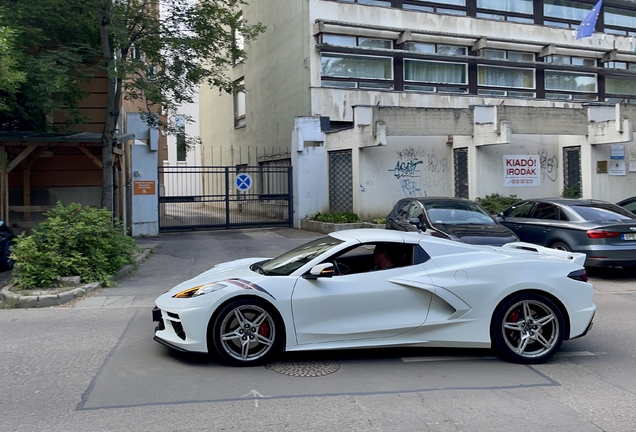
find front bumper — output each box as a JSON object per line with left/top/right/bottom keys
{"left": 152, "top": 305, "right": 209, "bottom": 353}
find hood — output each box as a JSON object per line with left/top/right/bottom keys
{"left": 167, "top": 257, "right": 266, "bottom": 295}
{"left": 435, "top": 223, "right": 518, "bottom": 246}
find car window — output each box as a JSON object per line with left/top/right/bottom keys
{"left": 261, "top": 236, "right": 344, "bottom": 276}
{"left": 394, "top": 200, "right": 411, "bottom": 218}
{"left": 326, "top": 242, "right": 426, "bottom": 275}
{"left": 424, "top": 202, "right": 496, "bottom": 225}
{"left": 407, "top": 202, "right": 424, "bottom": 220}
{"left": 570, "top": 204, "right": 636, "bottom": 221}
{"left": 531, "top": 203, "right": 559, "bottom": 220}
{"left": 503, "top": 202, "right": 534, "bottom": 218}
{"left": 622, "top": 201, "right": 636, "bottom": 213}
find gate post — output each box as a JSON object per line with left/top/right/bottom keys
{"left": 130, "top": 143, "right": 159, "bottom": 237}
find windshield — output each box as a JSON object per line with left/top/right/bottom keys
{"left": 571, "top": 204, "right": 636, "bottom": 221}
{"left": 259, "top": 236, "right": 344, "bottom": 276}
{"left": 424, "top": 202, "right": 496, "bottom": 225}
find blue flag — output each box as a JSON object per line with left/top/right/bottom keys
{"left": 576, "top": 0, "right": 603, "bottom": 40}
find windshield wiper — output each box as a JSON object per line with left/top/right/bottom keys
{"left": 251, "top": 261, "right": 266, "bottom": 275}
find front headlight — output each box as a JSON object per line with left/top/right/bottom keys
{"left": 173, "top": 282, "right": 227, "bottom": 298}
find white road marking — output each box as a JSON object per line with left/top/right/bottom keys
{"left": 241, "top": 389, "right": 269, "bottom": 407}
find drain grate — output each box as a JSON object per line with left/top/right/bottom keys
{"left": 265, "top": 360, "right": 341, "bottom": 377}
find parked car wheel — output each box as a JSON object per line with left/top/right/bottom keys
{"left": 210, "top": 298, "right": 284, "bottom": 366}
{"left": 551, "top": 241, "right": 571, "bottom": 252}
{"left": 0, "top": 238, "right": 14, "bottom": 271}
{"left": 491, "top": 293, "right": 565, "bottom": 364}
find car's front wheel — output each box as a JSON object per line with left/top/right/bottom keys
{"left": 491, "top": 293, "right": 565, "bottom": 364}
{"left": 210, "top": 298, "right": 283, "bottom": 366}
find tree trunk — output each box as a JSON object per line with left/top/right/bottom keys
{"left": 97, "top": 0, "right": 121, "bottom": 212}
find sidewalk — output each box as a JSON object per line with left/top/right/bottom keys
{"left": 0, "top": 227, "right": 320, "bottom": 309}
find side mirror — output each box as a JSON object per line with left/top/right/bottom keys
{"left": 302, "top": 263, "right": 335, "bottom": 280}
{"left": 495, "top": 213, "right": 504, "bottom": 223}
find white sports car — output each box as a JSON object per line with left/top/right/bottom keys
{"left": 152, "top": 229, "right": 595, "bottom": 366}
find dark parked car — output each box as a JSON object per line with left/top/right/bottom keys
{"left": 0, "top": 221, "right": 15, "bottom": 271}
{"left": 386, "top": 196, "right": 518, "bottom": 246}
{"left": 617, "top": 196, "right": 636, "bottom": 215}
{"left": 497, "top": 198, "right": 636, "bottom": 267}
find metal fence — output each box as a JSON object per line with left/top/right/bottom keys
{"left": 158, "top": 165, "right": 293, "bottom": 232}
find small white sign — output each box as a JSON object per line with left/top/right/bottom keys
{"left": 611, "top": 145, "right": 625, "bottom": 160}
{"left": 609, "top": 160, "right": 626, "bottom": 176}
{"left": 629, "top": 162, "right": 636, "bottom": 173}
{"left": 503, "top": 155, "right": 541, "bottom": 187}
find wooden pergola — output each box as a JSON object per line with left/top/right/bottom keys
{"left": 0, "top": 131, "right": 134, "bottom": 232}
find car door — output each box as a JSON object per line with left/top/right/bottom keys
{"left": 290, "top": 243, "right": 434, "bottom": 345}
{"left": 520, "top": 202, "right": 564, "bottom": 245}
{"left": 499, "top": 201, "right": 537, "bottom": 241}
{"left": 387, "top": 199, "right": 412, "bottom": 230}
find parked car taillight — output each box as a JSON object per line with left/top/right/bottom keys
{"left": 567, "top": 269, "right": 588, "bottom": 282}
{"left": 586, "top": 230, "right": 621, "bottom": 239}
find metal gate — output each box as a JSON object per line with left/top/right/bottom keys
{"left": 158, "top": 165, "right": 293, "bottom": 232}
{"left": 328, "top": 149, "right": 353, "bottom": 213}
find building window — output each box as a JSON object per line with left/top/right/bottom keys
{"left": 321, "top": 53, "right": 392, "bottom": 79}
{"left": 480, "top": 49, "right": 535, "bottom": 62}
{"left": 545, "top": 70, "right": 597, "bottom": 93}
{"left": 232, "top": 14, "right": 245, "bottom": 65}
{"left": 544, "top": 0, "right": 592, "bottom": 28}
{"left": 544, "top": 55, "right": 596, "bottom": 67}
{"left": 339, "top": 0, "right": 391, "bottom": 6}
{"left": 404, "top": 42, "right": 467, "bottom": 56}
{"left": 478, "top": 65, "right": 535, "bottom": 89}
{"left": 606, "top": 76, "right": 636, "bottom": 96}
{"left": 322, "top": 34, "right": 393, "bottom": 49}
{"left": 477, "top": 0, "right": 533, "bottom": 14}
{"left": 234, "top": 78, "right": 246, "bottom": 128}
{"left": 604, "top": 6, "right": 636, "bottom": 36}
{"left": 405, "top": 59, "right": 467, "bottom": 84}
{"left": 175, "top": 116, "right": 186, "bottom": 162}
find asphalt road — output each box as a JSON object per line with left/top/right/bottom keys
{"left": 1, "top": 228, "right": 635, "bottom": 432}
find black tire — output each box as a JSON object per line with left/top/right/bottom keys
{"left": 551, "top": 241, "right": 571, "bottom": 252}
{"left": 210, "top": 297, "right": 284, "bottom": 366}
{"left": 490, "top": 293, "right": 565, "bottom": 364}
{"left": 0, "top": 239, "right": 14, "bottom": 271}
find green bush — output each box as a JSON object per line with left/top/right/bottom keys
{"left": 10, "top": 202, "right": 139, "bottom": 289}
{"left": 475, "top": 193, "right": 520, "bottom": 215}
{"left": 309, "top": 212, "right": 360, "bottom": 223}
{"left": 562, "top": 186, "right": 580, "bottom": 198}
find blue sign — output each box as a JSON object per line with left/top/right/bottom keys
{"left": 235, "top": 173, "right": 252, "bottom": 191}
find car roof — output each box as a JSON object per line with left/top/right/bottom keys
{"left": 408, "top": 196, "right": 476, "bottom": 203}
{"left": 519, "top": 198, "right": 614, "bottom": 206}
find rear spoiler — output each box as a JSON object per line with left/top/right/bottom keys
{"left": 502, "top": 242, "right": 587, "bottom": 267}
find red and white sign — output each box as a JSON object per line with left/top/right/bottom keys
{"left": 503, "top": 155, "right": 540, "bottom": 187}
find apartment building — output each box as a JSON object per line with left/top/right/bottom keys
{"left": 199, "top": 0, "right": 636, "bottom": 224}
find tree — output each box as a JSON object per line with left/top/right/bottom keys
{"left": 95, "top": 0, "right": 265, "bottom": 211}
{"left": 1, "top": 0, "right": 264, "bottom": 211}
{"left": 0, "top": 1, "right": 99, "bottom": 130}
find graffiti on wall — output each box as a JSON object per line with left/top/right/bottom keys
{"left": 537, "top": 148, "right": 558, "bottom": 182}
{"left": 389, "top": 146, "right": 448, "bottom": 197}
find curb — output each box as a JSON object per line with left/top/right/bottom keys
{"left": 0, "top": 244, "right": 157, "bottom": 308}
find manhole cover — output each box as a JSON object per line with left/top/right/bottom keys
{"left": 265, "top": 360, "right": 341, "bottom": 377}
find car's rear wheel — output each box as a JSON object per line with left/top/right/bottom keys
{"left": 210, "top": 298, "right": 283, "bottom": 366}
{"left": 551, "top": 241, "right": 571, "bottom": 252}
{"left": 491, "top": 293, "right": 564, "bottom": 364}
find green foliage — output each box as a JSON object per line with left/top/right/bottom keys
{"left": 372, "top": 218, "right": 386, "bottom": 225}
{"left": 10, "top": 203, "right": 139, "bottom": 289}
{"left": 475, "top": 193, "right": 520, "bottom": 215}
{"left": 310, "top": 212, "right": 361, "bottom": 223}
{"left": 562, "top": 186, "right": 580, "bottom": 198}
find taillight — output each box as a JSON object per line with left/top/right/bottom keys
{"left": 586, "top": 230, "right": 620, "bottom": 239}
{"left": 568, "top": 269, "right": 588, "bottom": 282}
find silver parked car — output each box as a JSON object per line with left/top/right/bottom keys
{"left": 497, "top": 198, "right": 636, "bottom": 267}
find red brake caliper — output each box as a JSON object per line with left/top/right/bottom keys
{"left": 506, "top": 310, "right": 520, "bottom": 336}
{"left": 258, "top": 321, "right": 270, "bottom": 337}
